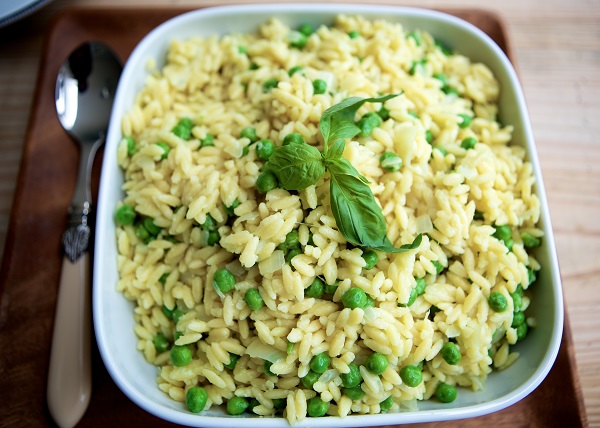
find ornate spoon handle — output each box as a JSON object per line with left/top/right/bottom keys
{"left": 47, "top": 203, "right": 92, "bottom": 428}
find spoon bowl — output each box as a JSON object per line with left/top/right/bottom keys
{"left": 48, "top": 41, "right": 122, "bottom": 428}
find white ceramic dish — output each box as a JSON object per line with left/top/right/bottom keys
{"left": 93, "top": 4, "right": 564, "bottom": 427}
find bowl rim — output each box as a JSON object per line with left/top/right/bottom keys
{"left": 94, "top": 3, "right": 564, "bottom": 427}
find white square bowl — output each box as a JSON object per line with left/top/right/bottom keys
{"left": 93, "top": 4, "right": 564, "bottom": 427}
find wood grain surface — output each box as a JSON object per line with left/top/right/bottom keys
{"left": 0, "top": 1, "right": 597, "bottom": 427}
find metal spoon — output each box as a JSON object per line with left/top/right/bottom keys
{"left": 48, "top": 41, "right": 122, "bottom": 428}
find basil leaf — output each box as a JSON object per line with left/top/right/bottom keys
{"left": 325, "top": 139, "right": 346, "bottom": 162}
{"left": 266, "top": 143, "right": 325, "bottom": 190}
{"left": 320, "top": 94, "right": 400, "bottom": 153}
{"left": 327, "top": 157, "right": 369, "bottom": 184}
{"left": 328, "top": 160, "right": 420, "bottom": 253}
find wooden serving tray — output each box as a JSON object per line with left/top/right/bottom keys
{"left": 0, "top": 6, "right": 587, "bottom": 427}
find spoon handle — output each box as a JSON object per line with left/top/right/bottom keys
{"left": 47, "top": 207, "right": 92, "bottom": 428}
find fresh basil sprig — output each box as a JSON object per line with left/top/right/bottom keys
{"left": 264, "top": 94, "right": 421, "bottom": 253}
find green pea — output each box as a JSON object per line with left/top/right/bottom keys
{"left": 493, "top": 225, "right": 512, "bottom": 242}
{"left": 279, "top": 230, "right": 300, "bottom": 250}
{"left": 408, "top": 111, "right": 419, "bottom": 119}
{"left": 365, "top": 294, "right": 375, "bottom": 307}
{"left": 135, "top": 224, "right": 150, "bottom": 242}
{"left": 170, "top": 345, "right": 192, "bottom": 367}
{"left": 159, "top": 272, "right": 169, "bottom": 285}
{"left": 357, "top": 112, "right": 383, "bottom": 137}
{"left": 377, "top": 105, "right": 390, "bottom": 121}
{"left": 458, "top": 113, "right": 473, "bottom": 128}
{"left": 172, "top": 123, "right": 192, "bottom": 140}
{"left": 224, "top": 353, "right": 240, "bottom": 370}
{"left": 312, "top": 79, "right": 327, "bottom": 95}
{"left": 178, "top": 117, "right": 194, "bottom": 129}
{"left": 342, "top": 287, "right": 368, "bottom": 309}
{"left": 244, "top": 288, "right": 264, "bottom": 311}
{"left": 361, "top": 249, "right": 379, "bottom": 270}
{"left": 162, "top": 305, "right": 173, "bottom": 319}
{"left": 227, "top": 396, "right": 249, "bottom": 415}
{"left": 340, "top": 363, "right": 362, "bottom": 388}
{"left": 288, "top": 65, "right": 303, "bottom": 76}
{"left": 226, "top": 199, "right": 240, "bottom": 216}
{"left": 436, "top": 382, "right": 457, "bottom": 403}
{"left": 282, "top": 132, "right": 304, "bottom": 145}
{"left": 152, "top": 333, "right": 170, "bottom": 353}
{"left": 301, "top": 370, "right": 320, "bottom": 389}
{"left": 305, "top": 277, "right": 325, "bottom": 299}
{"left": 441, "top": 342, "right": 461, "bottom": 365}
{"left": 123, "top": 136, "right": 137, "bottom": 155}
{"left": 432, "top": 260, "right": 444, "bottom": 274}
{"left": 172, "top": 308, "right": 185, "bottom": 324}
{"left": 409, "top": 59, "right": 426, "bottom": 76}
{"left": 207, "top": 230, "right": 220, "bottom": 246}
{"left": 406, "top": 31, "right": 421, "bottom": 46}
{"left": 461, "top": 137, "right": 477, "bottom": 150}
{"left": 343, "top": 386, "right": 365, "bottom": 400}
{"left": 365, "top": 352, "right": 388, "bottom": 375}
{"left": 310, "top": 352, "right": 330, "bottom": 374}
{"left": 400, "top": 365, "right": 422, "bottom": 387}
{"left": 380, "top": 396, "right": 394, "bottom": 412}
{"left": 249, "top": 62, "right": 259, "bottom": 70}
{"left": 379, "top": 151, "right": 402, "bottom": 172}
{"left": 155, "top": 141, "right": 170, "bottom": 160}
{"left": 432, "top": 146, "right": 447, "bottom": 157}
{"left": 115, "top": 204, "right": 136, "bottom": 226}
{"left": 298, "top": 23, "right": 314, "bottom": 37}
{"left": 237, "top": 45, "right": 248, "bottom": 54}
{"left": 324, "top": 282, "right": 338, "bottom": 296}
{"left": 425, "top": 130, "right": 433, "bottom": 144}
{"left": 521, "top": 232, "right": 541, "bottom": 248}
{"left": 399, "top": 287, "right": 419, "bottom": 307}
{"left": 516, "top": 321, "right": 528, "bottom": 341}
{"left": 307, "top": 397, "right": 328, "bottom": 417}
{"left": 511, "top": 291, "right": 523, "bottom": 312}
{"left": 264, "top": 360, "right": 276, "bottom": 377}
{"left": 240, "top": 126, "right": 259, "bottom": 143}
{"left": 512, "top": 311, "right": 526, "bottom": 328}
{"left": 185, "top": 386, "right": 208, "bottom": 413}
{"left": 200, "top": 133, "right": 214, "bottom": 147}
{"left": 527, "top": 267, "right": 537, "bottom": 285}
{"left": 474, "top": 210, "right": 484, "bottom": 220}
{"left": 273, "top": 397, "right": 286, "bottom": 410}
{"left": 289, "top": 31, "right": 308, "bottom": 49}
{"left": 247, "top": 398, "right": 260, "bottom": 414}
{"left": 285, "top": 247, "right": 303, "bottom": 265}
{"left": 213, "top": 268, "right": 236, "bottom": 294}
{"left": 505, "top": 238, "right": 515, "bottom": 252}
{"left": 435, "top": 39, "right": 453, "bottom": 56}
{"left": 433, "top": 73, "right": 448, "bottom": 86}
{"left": 442, "top": 85, "right": 459, "bottom": 96}
{"left": 348, "top": 30, "right": 361, "bottom": 39}
{"left": 201, "top": 213, "right": 217, "bottom": 231}
{"left": 256, "top": 139, "right": 275, "bottom": 161}
{"left": 262, "top": 78, "right": 279, "bottom": 92}
{"left": 488, "top": 291, "right": 508, "bottom": 312}
{"left": 256, "top": 171, "right": 278, "bottom": 193}
{"left": 143, "top": 217, "right": 161, "bottom": 236}
{"left": 414, "top": 277, "right": 427, "bottom": 296}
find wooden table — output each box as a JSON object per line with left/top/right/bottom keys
{"left": 0, "top": 0, "right": 598, "bottom": 426}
